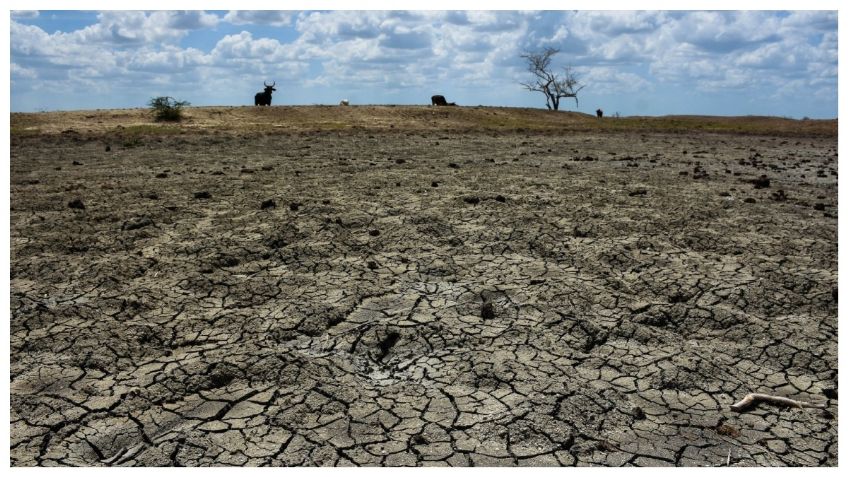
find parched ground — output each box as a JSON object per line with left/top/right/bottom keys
{"left": 9, "top": 107, "right": 838, "bottom": 466}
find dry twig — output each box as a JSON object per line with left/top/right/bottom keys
{"left": 730, "top": 393, "right": 827, "bottom": 412}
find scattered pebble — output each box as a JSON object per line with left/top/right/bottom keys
{"left": 194, "top": 191, "right": 211, "bottom": 199}
{"left": 123, "top": 217, "right": 154, "bottom": 231}
{"left": 67, "top": 199, "right": 85, "bottom": 210}
{"left": 261, "top": 199, "right": 277, "bottom": 210}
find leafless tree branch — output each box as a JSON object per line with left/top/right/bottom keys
{"left": 520, "top": 48, "right": 584, "bottom": 111}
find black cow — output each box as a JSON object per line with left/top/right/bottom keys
{"left": 596, "top": 108, "right": 603, "bottom": 118}
{"left": 255, "top": 81, "right": 276, "bottom": 106}
{"left": 431, "top": 95, "right": 456, "bottom": 106}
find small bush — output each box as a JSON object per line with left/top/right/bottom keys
{"left": 149, "top": 96, "right": 190, "bottom": 122}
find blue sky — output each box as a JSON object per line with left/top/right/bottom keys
{"left": 9, "top": 9, "right": 839, "bottom": 118}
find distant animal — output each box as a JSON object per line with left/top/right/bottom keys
{"left": 255, "top": 81, "right": 276, "bottom": 106}
{"left": 431, "top": 95, "right": 457, "bottom": 106}
{"left": 596, "top": 109, "right": 603, "bottom": 118}
{"left": 339, "top": 99, "right": 349, "bottom": 106}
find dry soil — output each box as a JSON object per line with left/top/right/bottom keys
{"left": 9, "top": 107, "right": 838, "bottom": 466}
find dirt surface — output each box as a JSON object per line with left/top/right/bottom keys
{"left": 10, "top": 107, "right": 838, "bottom": 466}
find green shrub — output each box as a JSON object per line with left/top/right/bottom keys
{"left": 148, "top": 96, "right": 190, "bottom": 122}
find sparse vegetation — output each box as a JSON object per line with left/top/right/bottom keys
{"left": 149, "top": 96, "right": 190, "bottom": 122}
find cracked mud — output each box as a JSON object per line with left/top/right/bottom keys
{"left": 11, "top": 124, "right": 837, "bottom": 466}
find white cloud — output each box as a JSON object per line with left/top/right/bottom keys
{"left": 670, "top": 11, "right": 781, "bottom": 53}
{"left": 11, "top": 63, "right": 38, "bottom": 79}
{"left": 212, "top": 31, "right": 292, "bottom": 62}
{"left": 580, "top": 67, "right": 652, "bottom": 94}
{"left": 224, "top": 11, "right": 293, "bottom": 27}
{"left": 11, "top": 10, "right": 39, "bottom": 19}
{"left": 8, "top": 10, "right": 838, "bottom": 116}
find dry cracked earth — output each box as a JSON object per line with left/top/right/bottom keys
{"left": 10, "top": 127, "right": 838, "bottom": 466}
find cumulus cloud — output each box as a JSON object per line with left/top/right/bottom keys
{"left": 11, "top": 62, "right": 38, "bottom": 79}
{"left": 224, "top": 11, "right": 293, "bottom": 27}
{"left": 9, "top": 10, "right": 838, "bottom": 116}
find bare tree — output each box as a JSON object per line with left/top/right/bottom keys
{"left": 520, "top": 48, "right": 584, "bottom": 111}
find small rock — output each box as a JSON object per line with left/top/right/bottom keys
{"left": 72, "top": 160, "right": 83, "bottom": 166}
{"left": 123, "top": 217, "right": 154, "bottom": 231}
{"left": 217, "top": 256, "right": 239, "bottom": 267}
{"left": 448, "top": 163, "right": 460, "bottom": 169}
{"left": 105, "top": 145, "right": 111, "bottom": 152}
{"left": 814, "top": 203, "right": 826, "bottom": 211}
{"left": 155, "top": 172, "right": 168, "bottom": 178}
{"left": 771, "top": 190, "right": 787, "bottom": 202}
{"left": 573, "top": 226, "right": 590, "bottom": 238}
{"left": 369, "top": 229, "right": 380, "bottom": 237}
{"left": 463, "top": 196, "right": 480, "bottom": 205}
{"left": 628, "top": 188, "right": 647, "bottom": 197}
{"left": 367, "top": 261, "right": 379, "bottom": 270}
{"left": 431, "top": 181, "right": 439, "bottom": 187}
{"left": 194, "top": 191, "right": 211, "bottom": 199}
{"left": 716, "top": 424, "right": 741, "bottom": 438}
{"left": 289, "top": 202, "right": 301, "bottom": 211}
{"left": 395, "top": 158, "right": 406, "bottom": 164}
{"left": 744, "top": 198, "right": 756, "bottom": 203}
{"left": 495, "top": 195, "right": 506, "bottom": 202}
{"left": 67, "top": 199, "right": 85, "bottom": 210}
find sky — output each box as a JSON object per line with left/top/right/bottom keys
{"left": 8, "top": 7, "right": 840, "bottom": 118}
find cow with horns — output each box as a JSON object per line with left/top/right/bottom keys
{"left": 255, "top": 81, "right": 276, "bottom": 106}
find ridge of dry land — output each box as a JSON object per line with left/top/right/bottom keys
{"left": 11, "top": 105, "right": 837, "bottom": 137}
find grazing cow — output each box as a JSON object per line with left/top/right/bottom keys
{"left": 431, "top": 95, "right": 456, "bottom": 106}
{"left": 339, "top": 99, "right": 350, "bottom": 106}
{"left": 596, "top": 108, "right": 603, "bottom": 118}
{"left": 255, "top": 81, "right": 276, "bottom": 106}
